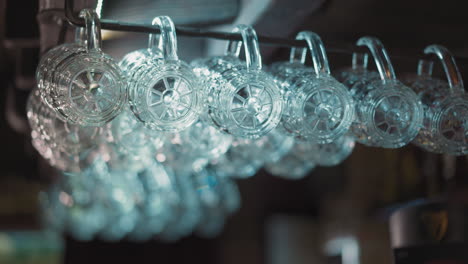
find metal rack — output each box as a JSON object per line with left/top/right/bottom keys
{"left": 35, "top": 0, "right": 468, "bottom": 71}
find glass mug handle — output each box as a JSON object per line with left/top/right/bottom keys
{"left": 356, "top": 36, "right": 397, "bottom": 83}
{"left": 417, "top": 59, "right": 434, "bottom": 76}
{"left": 225, "top": 24, "right": 262, "bottom": 71}
{"left": 352, "top": 52, "right": 369, "bottom": 70}
{"left": 79, "top": 9, "right": 102, "bottom": 52}
{"left": 289, "top": 31, "right": 330, "bottom": 76}
{"left": 424, "top": 44, "right": 465, "bottom": 94}
{"left": 148, "top": 16, "right": 178, "bottom": 61}
{"left": 74, "top": 27, "right": 86, "bottom": 45}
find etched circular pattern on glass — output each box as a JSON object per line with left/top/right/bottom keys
{"left": 53, "top": 52, "right": 127, "bottom": 126}
{"left": 69, "top": 68, "right": 118, "bottom": 118}
{"left": 111, "top": 111, "right": 163, "bottom": 155}
{"left": 43, "top": 10, "right": 127, "bottom": 126}
{"left": 54, "top": 121, "right": 101, "bottom": 155}
{"left": 113, "top": 115, "right": 145, "bottom": 151}
{"left": 221, "top": 72, "right": 282, "bottom": 139}
{"left": 355, "top": 80, "right": 423, "bottom": 148}
{"left": 264, "top": 143, "right": 316, "bottom": 180}
{"left": 435, "top": 98, "right": 468, "bottom": 153}
{"left": 308, "top": 135, "right": 355, "bottom": 167}
{"left": 37, "top": 43, "right": 86, "bottom": 108}
{"left": 27, "top": 88, "right": 103, "bottom": 166}
{"left": 303, "top": 89, "right": 344, "bottom": 136}
{"left": 372, "top": 95, "right": 412, "bottom": 139}
{"left": 229, "top": 83, "right": 273, "bottom": 130}
{"left": 147, "top": 75, "right": 193, "bottom": 122}
{"left": 182, "top": 121, "right": 232, "bottom": 162}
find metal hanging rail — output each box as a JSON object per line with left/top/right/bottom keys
{"left": 62, "top": 0, "right": 313, "bottom": 48}
{"left": 37, "top": 0, "right": 468, "bottom": 68}
{"left": 58, "top": 0, "right": 374, "bottom": 56}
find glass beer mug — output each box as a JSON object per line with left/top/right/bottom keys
{"left": 264, "top": 142, "right": 316, "bottom": 180}
{"left": 128, "top": 161, "right": 181, "bottom": 241}
{"left": 210, "top": 138, "right": 264, "bottom": 179}
{"left": 269, "top": 31, "right": 355, "bottom": 143}
{"left": 308, "top": 134, "right": 355, "bottom": 166}
{"left": 341, "top": 36, "right": 423, "bottom": 148}
{"left": 27, "top": 88, "right": 105, "bottom": 171}
{"left": 41, "top": 9, "right": 127, "bottom": 126}
{"left": 403, "top": 45, "right": 468, "bottom": 155}
{"left": 334, "top": 52, "right": 380, "bottom": 86}
{"left": 97, "top": 169, "right": 141, "bottom": 242}
{"left": 110, "top": 110, "right": 164, "bottom": 156}
{"left": 192, "top": 24, "right": 283, "bottom": 139}
{"left": 179, "top": 120, "right": 233, "bottom": 164}
{"left": 59, "top": 160, "right": 109, "bottom": 241}
{"left": 36, "top": 27, "right": 86, "bottom": 109}
{"left": 254, "top": 128, "right": 294, "bottom": 163}
{"left": 159, "top": 170, "right": 202, "bottom": 241}
{"left": 126, "top": 16, "right": 202, "bottom": 132}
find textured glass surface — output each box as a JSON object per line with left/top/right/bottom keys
{"left": 27, "top": 89, "right": 105, "bottom": 171}
{"left": 119, "top": 49, "right": 162, "bottom": 74}
{"left": 57, "top": 54, "right": 126, "bottom": 126}
{"left": 192, "top": 55, "right": 283, "bottom": 139}
{"left": 192, "top": 167, "right": 226, "bottom": 238}
{"left": 37, "top": 10, "right": 127, "bottom": 126}
{"left": 36, "top": 43, "right": 86, "bottom": 110}
{"left": 180, "top": 120, "right": 233, "bottom": 164}
{"left": 59, "top": 158, "right": 109, "bottom": 241}
{"left": 434, "top": 95, "right": 468, "bottom": 155}
{"left": 97, "top": 169, "right": 141, "bottom": 242}
{"left": 264, "top": 141, "right": 316, "bottom": 180}
{"left": 123, "top": 17, "right": 202, "bottom": 132}
{"left": 254, "top": 128, "right": 294, "bottom": 163}
{"left": 210, "top": 138, "right": 264, "bottom": 179}
{"left": 308, "top": 134, "right": 355, "bottom": 166}
{"left": 128, "top": 59, "right": 202, "bottom": 132}
{"left": 192, "top": 24, "right": 283, "bottom": 140}
{"left": 220, "top": 175, "right": 242, "bottom": 215}
{"left": 339, "top": 37, "right": 424, "bottom": 148}
{"left": 155, "top": 133, "right": 203, "bottom": 175}
{"left": 403, "top": 74, "right": 468, "bottom": 155}
{"left": 269, "top": 61, "right": 355, "bottom": 143}
{"left": 128, "top": 161, "right": 180, "bottom": 241}
{"left": 159, "top": 171, "right": 202, "bottom": 241}
{"left": 31, "top": 20, "right": 438, "bottom": 243}
{"left": 39, "top": 185, "right": 67, "bottom": 232}
{"left": 110, "top": 110, "right": 163, "bottom": 155}
{"left": 338, "top": 65, "right": 423, "bottom": 148}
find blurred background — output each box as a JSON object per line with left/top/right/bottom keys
{"left": 0, "top": 0, "right": 468, "bottom": 263}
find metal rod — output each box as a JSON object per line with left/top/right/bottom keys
{"left": 38, "top": 0, "right": 466, "bottom": 68}
{"left": 64, "top": 0, "right": 310, "bottom": 48}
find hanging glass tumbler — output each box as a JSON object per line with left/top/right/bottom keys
{"left": 269, "top": 31, "right": 355, "bottom": 143}
{"left": 210, "top": 138, "right": 264, "bottom": 179}
{"left": 43, "top": 9, "right": 127, "bottom": 126}
{"left": 404, "top": 45, "right": 468, "bottom": 155}
{"left": 110, "top": 110, "right": 163, "bottom": 156}
{"left": 36, "top": 28, "right": 86, "bottom": 109}
{"left": 264, "top": 142, "right": 316, "bottom": 180}
{"left": 307, "top": 134, "right": 355, "bottom": 166}
{"left": 192, "top": 25, "right": 283, "bottom": 139}
{"left": 180, "top": 120, "right": 233, "bottom": 164}
{"left": 27, "top": 88, "right": 105, "bottom": 170}
{"left": 254, "top": 128, "right": 294, "bottom": 163}
{"left": 346, "top": 36, "right": 423, "bottom": 148}
{"left": 334, "top": 52, "right": 380, "bottom": 86}
{"left": 128, "top": 16, "right": 202, "bottom": 132}
{"left": 119, "top": 46, "right": 162, "bottom": 75}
